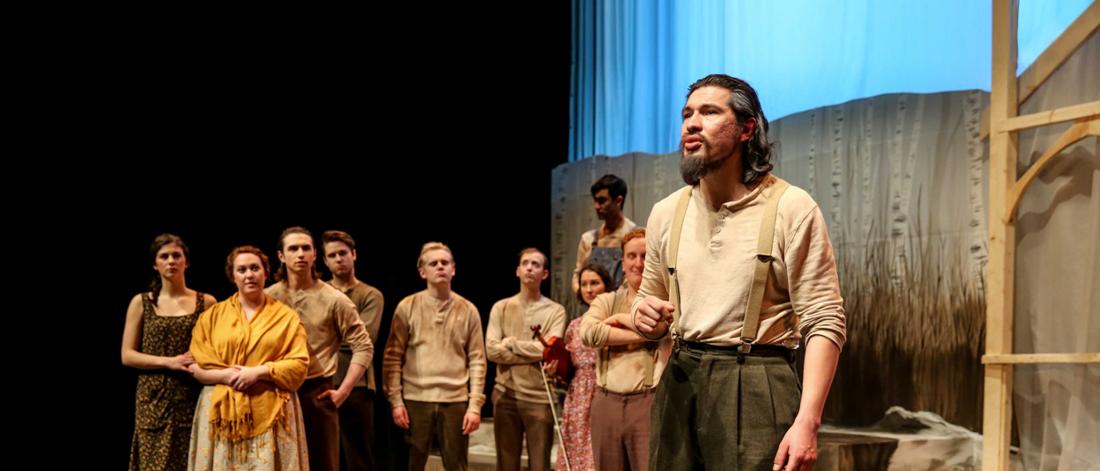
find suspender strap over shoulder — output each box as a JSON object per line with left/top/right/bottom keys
{"left": 665, "top": 185, "right": 694, "bottom": 340}
{"left": 740, "top": 178, "right": 789, "bottom": 354}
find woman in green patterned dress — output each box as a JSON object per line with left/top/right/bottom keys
{"left": 122, "top": 234, "right": 216, "bottom": 471}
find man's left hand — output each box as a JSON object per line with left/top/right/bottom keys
{"left": 773, "top": 417, "right": 818, "bottom": 471}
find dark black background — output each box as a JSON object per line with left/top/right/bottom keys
{"left": 51, "top": 5, "right": 572, "bottom": 468}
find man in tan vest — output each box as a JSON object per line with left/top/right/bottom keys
{"left": 580, "top": 227, "right": 668, "bottom": 471}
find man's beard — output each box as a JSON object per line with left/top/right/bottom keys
{"left": 680, "top": 143, "right": 734, "bottom": 185}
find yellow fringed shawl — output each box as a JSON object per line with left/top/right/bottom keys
{"left": 190, "top": 293, "right": 309, "bottom": 441}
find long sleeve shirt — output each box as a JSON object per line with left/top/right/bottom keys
{"left": 632, "top": 176, "right": 847, "bottom": 349}
{"left": 266, "top": 280, "right": 374, "bottom": 380}
{"left": 486, "top": 294, "right": 566, "bottom": 404}
{"left": 382, "top": 290, "right": 487, "bottom": 414}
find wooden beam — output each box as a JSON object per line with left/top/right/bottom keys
{"left": 986, "top": 0, "right": 1018, "bottom": 372}
{"left": 1006, "top": 118, "right": 1100, "bottom": 221}
{"left": 983, "top": 0, "right": 1018, "bottom": 469}
{"left": 983, "top": 353, "right": 1100, "bottom": 364}
{"left": 983, "top": 365, "right": 1013, "bottom": 471}
{"left": 978, "top": 2, "right": 1099, "bottom": 140}
{"left": 999, "top": 100, "right": 1100, "bottom": 133}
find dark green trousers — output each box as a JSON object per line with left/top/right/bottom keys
{"left": 649, "top": 345, "right": 802, "bottom": 470}
{"left": 404, "top": 400, "right": 469, "bottom": 471}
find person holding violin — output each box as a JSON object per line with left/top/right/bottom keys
{"left": 485, "top": 248, "right": 567, "bottom": 471}
{"left": 580, "top": 228, "right": 669, "bottom": 471}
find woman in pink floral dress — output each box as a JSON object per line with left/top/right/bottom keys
{"left": 555, "top": 263, "right": 613, "bottom": 471}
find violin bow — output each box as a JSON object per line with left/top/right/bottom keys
{"left": 533, "top": 324, "right": 572, "bottom": 471}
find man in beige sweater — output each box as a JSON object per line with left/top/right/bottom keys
{"left": 321, "top": 230, "right": 384, "bottom": 471}
{"left": 632, "top": 74, "right": 847, "bottom": 471}
{"left": 486, "top": 248, "right": 566, "bottom": 471}
{"left": 580, "top": 227, "right": 667, "bottom": 471}
{"left": 266, "top": 226, "right": 374, "bottom": 471}
{"left": 383, "top": 242, "right": 487, "bottom": 471}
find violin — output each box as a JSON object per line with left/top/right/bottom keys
{"left": 531, "top": 324, "right": 573, "bottom": 381}
{"left": 530, "top": 325, "right": 575, "bottom": 470}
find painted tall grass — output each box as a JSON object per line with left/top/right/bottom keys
{"left": 825, "top": 223, "right": 986, "bottom": 431}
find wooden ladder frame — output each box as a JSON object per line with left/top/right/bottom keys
{"left": 982, "top": 1, "right": 1100, "bottom": 470}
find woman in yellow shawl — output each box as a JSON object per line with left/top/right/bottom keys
{"left": 187, "top": 246, "right": 311, "bottom": 470}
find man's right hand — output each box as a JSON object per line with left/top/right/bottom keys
{"left": 634, "top": 296, "right": 675, "bottom": 337}
{"left": 392, "top": 406, "right": 410, "bottom": 430}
